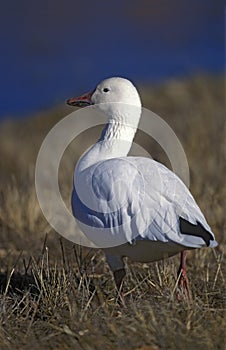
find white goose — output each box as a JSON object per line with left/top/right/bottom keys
{"left": 67, "top": 77, "right": 218, "bottom": 297}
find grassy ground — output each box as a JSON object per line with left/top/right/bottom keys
{"left": 0, "top": 75, "right": 225, "bottom": 350}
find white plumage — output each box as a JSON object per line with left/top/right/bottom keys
{"left": 67, "top": 77, "right": 218, "bottom": 295}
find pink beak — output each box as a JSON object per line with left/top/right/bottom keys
{"left": 66, "top": 91, "right": 93, "bottom": 107}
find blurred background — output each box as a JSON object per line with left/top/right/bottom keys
{"left": 0, "top": 3, "right": 225, "bottom": 347}
{"left": 0, "top": 0, "right": 225, "bottom": 255}
{"left": 0, "top": 0, "right": 224, "bottom": 119}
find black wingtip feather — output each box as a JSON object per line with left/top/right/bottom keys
{"left": 179, "top": 217, "right": 213, "bottom": 247}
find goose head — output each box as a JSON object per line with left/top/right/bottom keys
{"left": 67, "top": 77, "right": 142, "bottom": 126}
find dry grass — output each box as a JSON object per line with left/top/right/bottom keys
{"left": 0, "top": 74, "right": 225, "bottom": 349}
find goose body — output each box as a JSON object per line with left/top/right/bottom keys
{"left": 67, "top": 77, "right": 218, "bottom": 294}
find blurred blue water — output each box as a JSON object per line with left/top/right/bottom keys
{"left": 0, "top": 0, "right": 224, "bottom": 119}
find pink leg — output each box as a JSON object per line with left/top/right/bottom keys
{"left": 177, "top": 250, "right": 190, "bottom": 301}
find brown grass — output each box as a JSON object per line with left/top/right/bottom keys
{"left": 0, "top": 74, "right": 225, "bottom": 350}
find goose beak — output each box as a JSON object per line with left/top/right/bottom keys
{"left": 66, "top": 91, "right": 93, "bottom": 107}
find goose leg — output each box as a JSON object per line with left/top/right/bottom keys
{"left": 113, "top": 268, "right": 126, "bottom": 291}
{"left": 105, "top": 254, "right": 126, "bottom": 304}
{"left": 177, "top": 250, "right": 190, "bottom": 300}
{"left": 113, "top": 268, "right": 126, "bottom": 306}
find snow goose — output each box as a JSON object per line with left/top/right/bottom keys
{"left": 67, "top": 77, "right": 218, "bottom": 298}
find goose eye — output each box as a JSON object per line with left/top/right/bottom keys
{"left": 103, "top": 88, "right": 110, "bottom": 93}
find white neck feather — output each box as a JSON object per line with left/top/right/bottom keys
{"left": 76, "top": 108, "right": 141, "bottom": 172}
{"left": 100, "top": 120, "right": 137, "bottom": 141}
